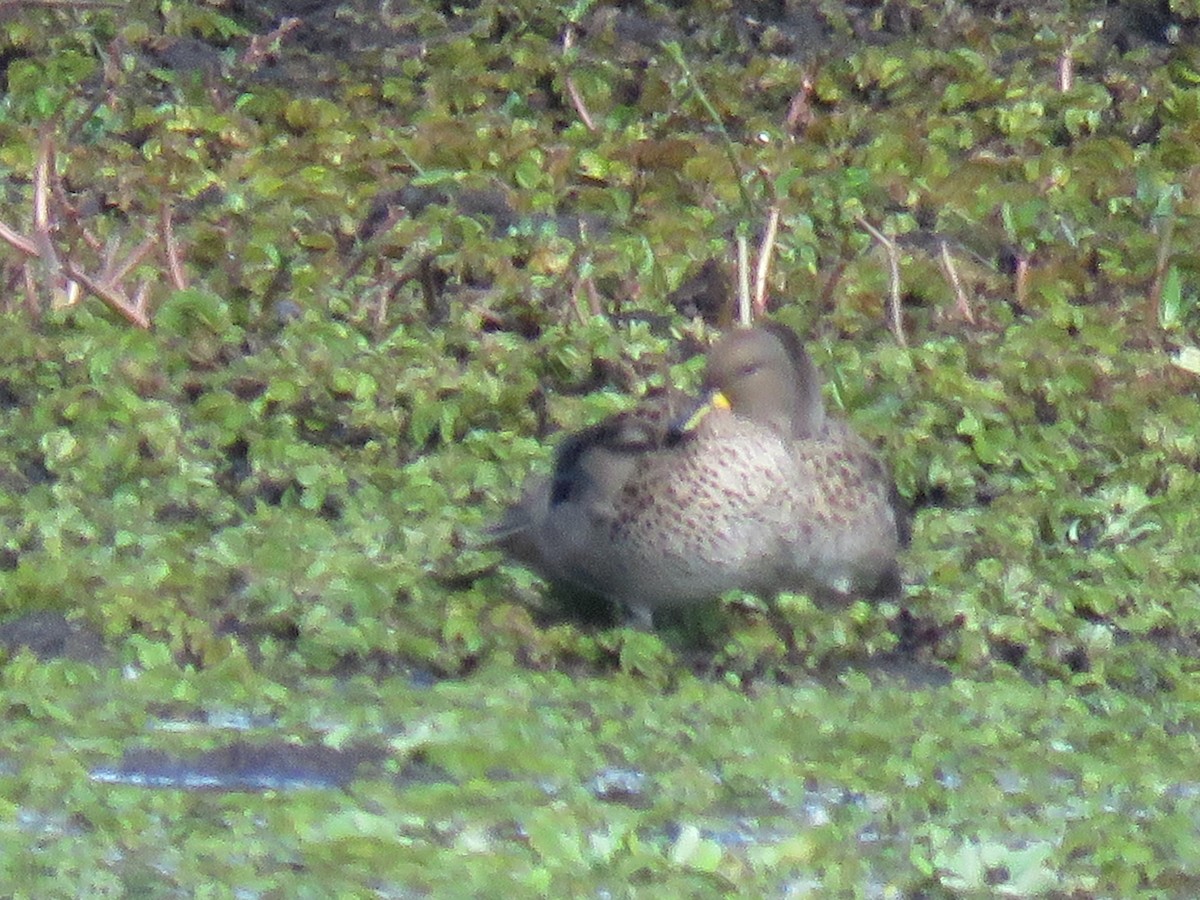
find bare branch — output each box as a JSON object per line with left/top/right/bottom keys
{"left": 59, "top": 257, "right": 151, "bottom": 329}
{"left": 752, "top": 205, "right": 780, "bottom": 318}
{"left": 240, "top": 17, "right": 301, "bottom": 68}
{"left": 0, "top": 219, "right": 40, "bottom": 257}
{"left": 784, "top": 74, "right": 815, "bottom": 137}
{"left": 581, "top": 276, "right": 603, "bottom": 318}
{"left": 736, "top": 234, "right": 751, "bottom": 327}
{"left": 1015, "top": 255, "right": 1029, "bottom": 310}
{"left": 1059, "top": 47, "right": 1073, "bottom": 93}
{"left": 1149, "top": 212, "right": 1175, "bottom": 326}
{"left": 0, "top": 129, "right": 175, "bottom": 327}
{"left": 160, "top": 204, "right": 187, "bottom": 290}
{"left": 132, "top": 280, "right": 150, "bottom": 318}
{"left": 938, "top": 239, "right": 974, "bottom": 324}
{"left": 102, "top": 234, "right": 157, "bottom": 286}
{"left": 49, "top": 166, "right": 106, "bottom": 253}
{"left": 34, "top": 132, "right": 52, "bottom": 234}
{"left": 857, "top": 216, "right": 907, "bottom": 347}
{"left": 21, "top": 265, "right": 38, "bottom": 317}
{"left": 562, "top": 26, "right": 596, "bottom": 132}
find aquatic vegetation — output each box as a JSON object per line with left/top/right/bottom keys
{"left": 1, "top": 0, "right": 1200, "bottom": 893}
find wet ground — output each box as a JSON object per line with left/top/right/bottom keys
{"left": 3, "top": 611, "right": 1197, "bottom": 895}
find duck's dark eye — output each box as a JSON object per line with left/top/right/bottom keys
{"left": 737, "top": 363, "right": 758, "bottom": 378}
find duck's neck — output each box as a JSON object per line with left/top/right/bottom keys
{"left": 786, "top": 353, "right": 826, "bottom": 440}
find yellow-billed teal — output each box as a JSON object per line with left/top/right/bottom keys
{"left": 488, "top": 322, "right": 903, "bottom": 628}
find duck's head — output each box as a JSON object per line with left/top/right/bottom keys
{"left": 683, "top": 323, "right": 826, "bottom": 440}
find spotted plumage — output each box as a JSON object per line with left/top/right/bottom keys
{"left": 486, "top": 323, "right": 903, "bottom": 628}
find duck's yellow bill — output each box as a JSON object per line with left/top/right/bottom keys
{"left": 679, "top": 390, "right": 732, "bottom": 432}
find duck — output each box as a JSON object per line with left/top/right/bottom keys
{"left": 487, "top": 322, "right": 903, "bottom": 628}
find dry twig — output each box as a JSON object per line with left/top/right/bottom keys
{"left": 736, "top": 234, "right": 751, "bottom": 326}
{"left": 752, "top": 205, "right": 780, "bottom": 318}
{"left": 562, "top": 26, "right": 596, "bottom": 132}
{"left": 1014, "top": 254, "right": 1029, "bottom": 310}
{"left": 0, "top": 133, "right": 180, "bottom": 328}
{"left": 160, "top": 204, "right": 187, "bottom": 291}
{"left": 1058, "top": 47, "right": 1074, "bottom": 93}
{"left": 938, "top": 239, "right": 974, "bottom": 324}
{"left": 1149, "top": 213, "right": 1175, "bottom": 326}
{"left": 240, "top": 17, "right": 301, "bottom": 68}
{"left": 784, "top": 74, "right": 815, "bottom": 137}
{"left": 856, "top": 216, "right": 907, "bottom": 347}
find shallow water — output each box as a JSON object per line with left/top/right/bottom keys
{"left": 2, "top": 614, "right": 1199, "bottom": 896}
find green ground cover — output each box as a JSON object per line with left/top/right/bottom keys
{"left": 2, "top": 0, "right": 1200, "bottom": 894}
